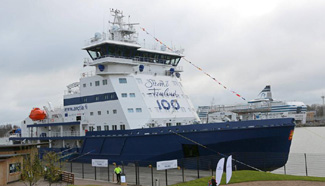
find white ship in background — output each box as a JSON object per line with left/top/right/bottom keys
{"left": 198, "top": 85, "right": 307, "bottom": 124}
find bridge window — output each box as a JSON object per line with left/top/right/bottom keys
{"left": 113, "top": 109, "right": 117, "bottom": 114}
{"left": 87, "top": 49, "right": 102, "bottom": 60}
{"left": 112, "top": 125, "right": 117, "bottom": 130}
{"left": 129, "top": 93, "right": 135, "bottom": 97}
{"left": 120, "top": 125, "right": 126, "bottom": 130}
{"left": 136, "top": 108, "right": 142, "bottom": 113}
{"left": 95, "top": 81, "right": 100, "bottom": 86}
{"left": 121, "top": 93, "right": 127, "bottom": 98}
{"left": 119, "top": 78, "right": 127, "bottom": 84}
{"left": 172, "top": 58, "right": 181, "bottom": 66}
{"left": 98, "top": 111, "right": 101, "bottom": 115}
{"left": 104, "top": 125, "right": 109, "bottom": 131}
{"left": 128, "top": 108, "right": 134, "bottom": 113}
{"left": 166, "top": 55, "right": 171, "bottom": 65}
{"left": 103, "top": 79, "right": 107, "bottom": 85}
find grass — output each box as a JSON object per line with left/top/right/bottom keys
{"left": 171, "top": 170, "right": 325, "bottom": 186}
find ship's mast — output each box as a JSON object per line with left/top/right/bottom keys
{"left": 108, "top": 9, "right": 139, "bottom": 43}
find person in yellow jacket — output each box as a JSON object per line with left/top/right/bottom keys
{"left": 114, "top": 165, "right": 122, "bottom": 183}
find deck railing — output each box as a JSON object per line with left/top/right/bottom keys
{"left": 39, "top": 131, "right": 81, "bottom": 138}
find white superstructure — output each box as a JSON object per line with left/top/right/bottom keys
{"left": 20, "top": 9, "right": 200, "bottom": 148}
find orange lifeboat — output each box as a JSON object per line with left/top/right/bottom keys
{"left": 29, "top": 108, "right": 47, "bottom": 121}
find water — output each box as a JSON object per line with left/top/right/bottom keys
{"left": 272, "top": 126, "right": 325, "bottom": 177}
{"left": 290, "top": 126, "right": 325, "bottom": 153}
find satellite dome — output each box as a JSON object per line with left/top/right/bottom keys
{"left": 94, "top": 32, "right": 102, "bottom": 40}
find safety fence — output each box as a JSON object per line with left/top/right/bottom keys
{"left": 62, "top": 153, "right": 325, "bottom": 186}
{"left": 272, "top": 153, "right": 325, "bottom": 177}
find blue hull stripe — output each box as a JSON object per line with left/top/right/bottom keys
{"left": 27, "top": 121, "right": 80, "bottom": 128}
{"left": 64, "top": 92, "right": 118, "bottom": 106}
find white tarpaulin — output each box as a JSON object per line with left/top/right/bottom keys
{"left": 156, "top": 159, "right": 178, "bottom": 170}
{"left": 216, "top": 158, "right": 225, "bottom": 186}
{"left": 91, "top": 159, "right": 108, "bottom": 167}
{"left": 226, "top": 155, "right": 232, "bottom": 184}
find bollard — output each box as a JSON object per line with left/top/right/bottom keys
{"left": 155, "top": 178, "right": 160, "bottom": 186}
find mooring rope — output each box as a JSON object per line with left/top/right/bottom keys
{"left": 169, "top": 130, "right": 263, "bottom": 172}
{"left": 69, "top": 149, "right": 95, "bottom": 162}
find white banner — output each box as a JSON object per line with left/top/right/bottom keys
{"left": 121, "top": 175, "right": 126, "bottom": 183}
{"left": 157, "top": 159, "right": 178, "bottom": 170}
{"left": 226, "top": 155, "right": 232, "bottom": 184}
{"left": 216, "top": 158, "right": 225, "bottom": 186}
{"left": 92, "top": 159, "right": 108, "bottom": 167}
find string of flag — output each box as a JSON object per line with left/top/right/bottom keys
{"left": 140, "top": 27, "right": 246, "bottom": 101}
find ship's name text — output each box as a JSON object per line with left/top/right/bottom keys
{"left": 145, "top": 79, "right": 169, "bottom": 88}
{"left": 147, "top": 88, "right": 179, "bottom": 98}
{"left": 65, "top": 105, "right": 88, "bottom": 112}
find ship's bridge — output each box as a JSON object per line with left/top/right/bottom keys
{"left": 83, "top": 40, "right": 183, "bottom": 67}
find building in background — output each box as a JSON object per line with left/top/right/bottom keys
{"left": 0, "top": 143, "right": 40, "bottom": 186}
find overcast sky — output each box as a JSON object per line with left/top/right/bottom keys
{"left": 1, "top": 0, "right": 325, "bottom": 125}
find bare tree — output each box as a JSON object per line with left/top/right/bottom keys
{"left": 0, "top": 124, "right": 12, "bottom": 137}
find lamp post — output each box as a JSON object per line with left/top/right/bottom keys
{"left": 321, "top": 96, "right": 325, "bottom": 120}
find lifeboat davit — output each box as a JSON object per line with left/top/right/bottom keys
{"left": 29, "top": 108, "right": 47, "bottom": 121}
